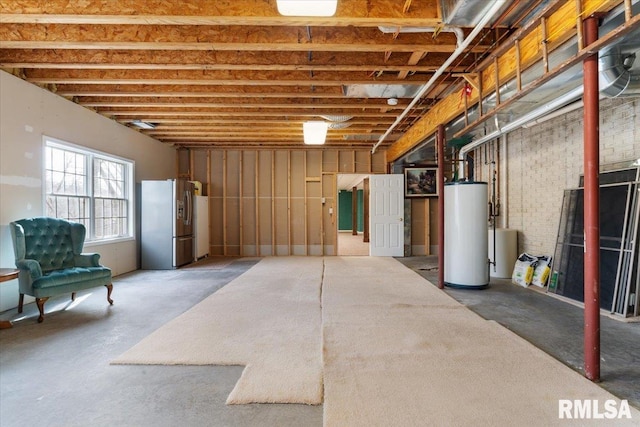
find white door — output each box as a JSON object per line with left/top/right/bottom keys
{"left": 369, "top": 174, "right": 404, "bottom": 256}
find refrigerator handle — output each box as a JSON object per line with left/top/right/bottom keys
{"left": 185, "top": 189, "right": 192, "bottom": 225}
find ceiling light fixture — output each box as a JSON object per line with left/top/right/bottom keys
{"left": 276, "top": 0, "right": 338, "bottom": 17}
{"left": 131, "top": 119, "right": 155, "bottom": 130}
{"left": 303, "top": 121, "right": 328, "bottom": 145}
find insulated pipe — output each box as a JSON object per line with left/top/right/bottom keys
{"left": 437, "top": 124, "right": 445, "bottom": 289}
{"left": 371, "top": 0, "right": 508, "bottom": 154}
{"left": 457, "top": 86, "right": 585, "bottom": 179}
{"left": 583, "top": 16, "right": 601, "bottom": 383}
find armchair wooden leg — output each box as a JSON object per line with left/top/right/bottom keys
{"left": 18, "top": 294, "right": 24, "bottom": 313}
{"left": 71, "top": 292, "right": 76, "bottom": 301}
{"left": 105, "top": 284, "right": 114, "bottom": 305}
{"left": 35, "top": 297, "right": 49, "bottom": 323}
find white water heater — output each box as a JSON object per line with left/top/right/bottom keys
{"left": 444, "top": 182, "right": 489, "bottom": 289}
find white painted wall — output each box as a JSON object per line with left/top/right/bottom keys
{"left": 0, "top": 71, "right": 176, "bottom": 311}
{"left": 474, "top": 96, "right": 640, "bottom": 257}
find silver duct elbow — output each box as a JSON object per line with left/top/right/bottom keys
{"left": 599, "top": 46, "right": 640, "bottom": 98}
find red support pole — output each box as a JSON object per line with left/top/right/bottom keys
{"left": 437, "top": 124, "right": 445, "bottom": 289}
{"left": 583, "top": 16, "right": 600, "bottom": 382}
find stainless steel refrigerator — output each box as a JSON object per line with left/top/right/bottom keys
{"left": 141, "top": 179, "right": 194, "bottom": 269}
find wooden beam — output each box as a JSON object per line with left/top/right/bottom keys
{"left": 0, "top": 0, "right": 441, "bottom": 27}
{"left": 0, "top": 24, "right": 479, "bottom": 53}
{"left": 0, "top": 49, "right": 467, "bottom": 70}
{"left": 398, "top": 51, "right": 426, "bottom": 79}
{"left": 387, "top": 0, "right": 630, "bottom": 162}
{"left": 79, "top": 102, "right": 408, "bottom": 110}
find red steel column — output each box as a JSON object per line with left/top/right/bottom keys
{"left": 583, "top": 16, "right": 600, "bottom": 382}
{"left": 437, "top": 124, "right": 445, "bottom": 289}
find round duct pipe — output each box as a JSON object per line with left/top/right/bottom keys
{"left": 599, "top": 45, "right": 639, "bottom": 97}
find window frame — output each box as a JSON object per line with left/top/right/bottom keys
{"left": 43, "top": 136, "right": 135, "bottom": 245}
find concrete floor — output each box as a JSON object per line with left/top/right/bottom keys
{"left": 399, "top": 256, "right": 640, "bottom": 410}
{"left": 0, "top": 258, "right": 322, "bottom": 427}
{"left": 1, "top": 256, "right": 638, "bottom": 427}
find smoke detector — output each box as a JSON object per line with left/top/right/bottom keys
{"left": 387, "top": 98, "right": 399, "bottom": 106}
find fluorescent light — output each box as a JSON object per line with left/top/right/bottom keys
{"left": 276, "top": 0, "right": 337, "bottom": 17}
{"left": 303, "top": 121, "right": 328, "bottom": 145}
{"left": 131, "top": 120, "right": 155, "bottom": 130}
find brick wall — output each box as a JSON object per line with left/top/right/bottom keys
{"left": 474, "top": 97, "right": 640, "bottom": 257}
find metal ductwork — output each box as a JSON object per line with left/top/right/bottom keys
{"left": 599, "top": 44, "right": 640, "bottom": 97}
{"left": 439, "top": 0, "right": 507, "bottom": 26}
{"left": 391, "top": 0, "right": 640, "bottom": 167}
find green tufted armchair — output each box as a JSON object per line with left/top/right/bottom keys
{"left": 10, "top": 217, "right": 113, "bottom": 323}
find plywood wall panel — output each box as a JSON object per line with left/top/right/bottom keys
{"left": 210, "top": 196, "right": 224, "bottom": 255}
{"left": 226, "top": 196, "right": 240, "bottom": 251}
{"left": 210, "top": 150, "right": 224, "bottom": 197}
{"left": 290, "top": 197, "right": 306, "bottom": 248}
{"left": 411, "top": 198, "right": 427, "bottom": 255}
{"left": 258, "top": 150, "right": 273, "bottom": 197}
{"left": 205, "top": 147, "right": 436, "bottom": 256}
{"left": 290, "top": 151, "right": 305, "bottom": 196}
{"left": 191, "top": 149, "right": 209, "bottom": 192}
{"left": 242, "top": 151, "right": 256, "bottom": 196}
{"left": 322, "top": 150, "right": 338, "bottom": 173}
{"left": 338, "top": 150, "right": 355, "bottom": 173}
{"left": 322, "top": 173, "right": 336, "bottom": 251}
{"left": 274, "top": 198, "right": 289, "bottom": 255}
{"left": 355, "top": 150, "right": 371, "bottom": 173}
{"left": 209, "top": 150, "right": 224, "bottom": 255}
{"left": 306, "top": 186, "right": 323, "bottom": 253}
{"left": 306, "top": 150, "right": 322, "bottom": 177}
{"left": 371, "top": 150, "right": 387, "bottom": 173}
{"left": 274, "top": 151, "right": 289, "bottom": 198}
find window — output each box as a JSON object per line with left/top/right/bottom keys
{"left": 44, "top": 137, "right": 134, "bottom": 242}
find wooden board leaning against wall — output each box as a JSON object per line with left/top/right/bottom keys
{"left": 177, "top": 148, "right": 433, "bottom": 257}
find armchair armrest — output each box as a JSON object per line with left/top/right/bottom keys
{"left": 15, "top": 259, "right": 43, "bottom": 279}
{"left": 74, "top": 253, "right": 101, "bottom": 267}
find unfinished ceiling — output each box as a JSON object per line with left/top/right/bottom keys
{"left": 1, "top": 1, "right": 636, "bottom": 154}
{"left": 0, "top": 0, "right": 524, "bottom": 150}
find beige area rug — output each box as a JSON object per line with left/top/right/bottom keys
{"left": 322, "top": 257, "right": 640, "bottom": 426}
{"left": 112, "top": 256, "right": 323, "bottom": 405}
